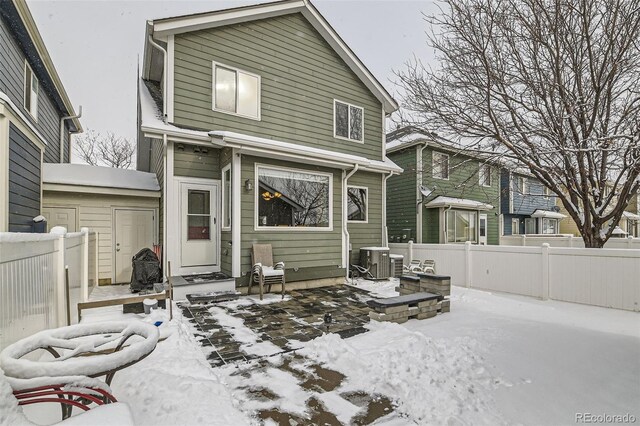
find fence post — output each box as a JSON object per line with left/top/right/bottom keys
{"left": 81, "top": 227, "right": 89, "bottom": 302}
{"left": 55, "top": 235, "right": 66, "bottom": 327}
{"left": 541, "top": 243, "right": 550, "bottom": 300}
{"left": 464, "top": 241, "right": 472, "bottom": 288}
{"left": 408, "top": 240, "right": 414, "bottom": 263}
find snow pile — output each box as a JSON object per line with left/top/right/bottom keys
{"left": 0, "top": 367, "right": 30, "bottom": 426}
{"left": 300, "top": 321, "right": 504, "bottom": 425}
{"left": 57, "top": 403, "right": 135, "bottom": 426}
{"left": 347, "top": 277, "right": 399, "bottom": 298}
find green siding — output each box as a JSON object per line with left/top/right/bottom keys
{"left": 347, "top": 171, "right": 383, "bottom": 265}
{"left": 424, "top": 208, "right": 440, "bottom": 243}
{"left": 386, "top": 148, "right": 417, "bottom": 242}
{"left": 174, "top": 146, "right": 221, "bottom": 179}
{"left": 238, "top": 155, "right": 344, "bottom": 284}
{"left": 173, "top": 13, "right": 383, "bottom": 161}
{"left": 150, "top": 138, "right": 164, "bottom": 245}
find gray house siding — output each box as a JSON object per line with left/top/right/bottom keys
{"left": 8, "top": 123, "right": 41, "bottom": 232}
{"left": 172, "top": 12, "right": 383, "bottom": 162}
{"left": 501, "top": 170, "right": 557, "bottom": 235}
{"left": 0, "top": 14, "right": 70, "bottom": 164}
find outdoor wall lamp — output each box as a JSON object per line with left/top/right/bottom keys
{"left": 244, "top": 179, "right": 253, "bottom": 191}
{"left": 177, "top": 144, "right": 185, "bottom": 151}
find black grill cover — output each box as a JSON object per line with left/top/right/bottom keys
{"left": 130, "top": 248, "right": 161, "bottom": 292}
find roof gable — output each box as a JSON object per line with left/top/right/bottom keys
{"left": 145, "top": 0, "right": 397, "bottom": 113}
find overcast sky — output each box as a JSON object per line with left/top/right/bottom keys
{"left": 27, "top": 0, "right": 437, "bottom": 160}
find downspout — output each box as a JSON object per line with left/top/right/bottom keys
{"left": 343, "top": 164, "right": 359, "bottom": 277}
{"left": 382, "top": 171, "right": 395, "bottom": 246}
{"left": 416, "top": 142, "right": 428, "bottom": 242}
{"left": 148, "top": 36, "right": 168, "bottom": 124}
{"left": 59, "top": 105, "right": 82, "bottom": 163}
{"left": 162, "top": 133, "right": 168, "bottom": 276}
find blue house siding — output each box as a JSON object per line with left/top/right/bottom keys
{"left": 500, "top": 170, "right": 557, "bottom": 235}
{"left": 500, "top": 169, "right": 510, "bottom": 215}
{"left": 8, "top": 123, "right": 41, "bottom": 232}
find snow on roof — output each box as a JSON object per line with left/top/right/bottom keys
{"left": 622, "top": 211, "right": 640, "bottom": 221}
{"left": 423, "top": 196, "right": 494, "bottom": 211}
{"left": 43, "top": 163, "right": 160, "bottom": 192}
{"left": 530, "top": 209, "right": 566, "bottom": 219}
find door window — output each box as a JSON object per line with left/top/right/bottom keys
{"left": 187, "top": 190, "right": 211, "bottom": 240}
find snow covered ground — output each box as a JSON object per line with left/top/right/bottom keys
{"left": 1, "top": 282, "right": 638, "bottom": 425}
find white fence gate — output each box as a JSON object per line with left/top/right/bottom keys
{"left": 0, "top": 228, "right": 98, "bottom": 350}
{"left": 391, "top": 242, "right": 640, "bottom": 311}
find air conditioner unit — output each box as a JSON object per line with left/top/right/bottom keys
{"left": 359, "top": 247, "right": 390, "bottom": 280}
{"left": 389, "top": 254, "right": 404, "bottom": 278}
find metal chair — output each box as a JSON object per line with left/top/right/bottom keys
{"left": 250, "top": 244, "right": 286, "bottom": 300}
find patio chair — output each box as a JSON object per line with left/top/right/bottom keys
{"left": 404, "top": 259, "right": 436, "bottom": 275}
{"left": 250, "top": 244, "right": 285, "bottom": 300}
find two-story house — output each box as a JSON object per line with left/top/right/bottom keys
{"left": 0, "top": 0, "right": 82, "bottom": 232}
{"left": 136, "top": 0, "right": 401, "bottom": 287}
{"left": 386, "top": 126, "right": 499, "bottom": 245}
{"left": 499, "top": 169, "right": 564, "bottom": 236}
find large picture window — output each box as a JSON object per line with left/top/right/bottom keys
{"left": 256, "top": 166, "right": 332, "bottom": 230}
{"left": 24, "top": 61, "right": 38, "bottom": 119}
{"left": 433, "top": 152, "right": 449, "bottom": 179}
{"left": 446, "top": 210, "right": 477, "bottom": 243}
{"left": 212, "top": 62, "right": 260, "bottom": 120}
{"left": 334, "top": 100, "right": 363, "bottom": 142}
{"left": 347, "top": 186, "right": 367, "bottom": 222}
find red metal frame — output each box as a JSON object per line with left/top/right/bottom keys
{"left": 13, "top": 385, "right": 118, "bottom": 420}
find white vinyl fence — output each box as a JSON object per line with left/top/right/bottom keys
{"left": 391, "top": 242, "right": 640, "bottom": 311}
{"left": 500, "top": 234, "right": 640, "bottom": 249}
{"left": 0, "top": 228, "right": 98, "bottom": 350}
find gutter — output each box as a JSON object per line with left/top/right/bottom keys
{"left": 343, "top": 164, "right": 359, "bottom": 277}
{"left": 147, "top": 36, "right": 168, "bottom": 123}
{"left": 59, "top": 105, "right": 82, "bottom": 163}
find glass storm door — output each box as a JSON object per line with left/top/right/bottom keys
{"left": 479, "top": 214, "right": 488, "bottom": 245}
{"left": 181, "top": 182, "right": 218, "bottom": 267}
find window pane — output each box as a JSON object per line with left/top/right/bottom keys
{"left": 480, "top": 165, "right": 490, "bottom": 186}
{"left": 349, "top": 106, "right": 363, "bottom": 141}
{"left": 347, "top": 187, "right": 367, "bottom": 221}
{"left": 25, "top": 66, "right": 32, "bottom": 112}
{"left": 434, "top": 153, "right": 448, "bottom": 179}
{"left": 188, "top": 190, "right": 210, "bottom": 215}
{"left": 258, "top": 167, "right": 330, "bottom": 228}
{"left": 215, "top": 66, "right": 236, "bottom": 112}
{"left": 188, "top": 215, "right": 210, "bottom": 240}
{"left": 525, "top": 218, "right": 536, "bottom": 234}
{"left": 335, "top": 101, "right": 349, "bottom": 138}
{"left": 223, "top": 169, "right": 231, "bottom": 228}
{"left": 447, "top": 210, "right": 455, "bottom": 242}
{"left": 237, "top": 72, "right": 258, "bottom": 118}
{"left": 479, "top": 216, "right": 486, "bottom": 237}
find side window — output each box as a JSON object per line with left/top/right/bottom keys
{"left": 212, "top": 62, "right": 260, "bottom": 120}
{"left": 479, "top": 163, "right": 491, "bottom": 187}
{"left": 347, "top": 186, "right": 368, "bottom": 222}
{"left": 334, "top": 100, "right": 363, "bottom": 142}
{"left": 24, "top": 61, "right": 39, "bottom": 119}
{"left": 432, "top": 152, "right": 449, "bottom": 179}
{"left": 221, "top": 165, "right": 231, "bottom": 230}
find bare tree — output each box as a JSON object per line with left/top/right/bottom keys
{"left": 74, "top": 129, "right": 135, "bottom": 169}
{"left": 397, "top": 0, "right": 640, "bottom": 247}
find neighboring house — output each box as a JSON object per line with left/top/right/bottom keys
{"left": 42, "top": 164, "right": 160, "bottom": 285}
{"left": 500, "top": 169, "right": 564, "bottom": 235}
{"left": 136, "top": 0, "right": 401, "bottom": 286}
{"left": 386, "top": 126, "right": 499, "bottom": 245}
{"left": 0, "top": 0, "right": 82, "bottom": 232}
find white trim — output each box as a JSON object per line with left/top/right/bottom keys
{"left": 346, "top": 184, "right": 368, "bottom": 223}
{"left": 381, "top": 111, "right": 386, "bottom": 158}
{"left": 221, "top": 163, "right": 231, "bottom": 231}
{"left": 0, "top": 115, "right": 9, "bottom": 231}
{"left": 479, "top": 162, "right": 491, "bottom": 187}
{"left": 231, "top": 150, "right": 241, "bottom": 277}
{"left": 167, "top": 35, "right": 175, "bottom": 123}
{"left": 432, "top": 151, "right": 449, "bottom": 180}
{"left": 211, "top": 61, "right": 261, "bottom": 121}
{"left": 42, "top": 183, "right": 160, "bottom": 198}
{"left": 254, "top": 163, "right": 334, "bottom": 232}
{"left": 150, "top": 0, "right": 398, "bottom": 113}
{"left": 333, "top": 99, "right": 364, "bottom": 143}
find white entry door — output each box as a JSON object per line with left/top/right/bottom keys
{"left": 479, "top": 214, "right": 488, "bottom": 245}
{"left": 181, "top": 182, "right": 218, "bottom": 268}
{"left": 42, "top": 207, "right": 77, "bottom": 232}
{"left": 115, "top": 209, "right": 155, "bottom": 283}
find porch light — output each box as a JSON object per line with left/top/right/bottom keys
{"left": 261, "top": 191, "right": 282, "bottom": 201}
{"left": 244, "top": 179, "right": 253, "bottom": 192}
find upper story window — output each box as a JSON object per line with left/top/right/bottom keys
{"left": 24, "top": 61, "right": 39, "bottom": 120}
{"left": 516, "top": 176, "right": 527, "bottom": 194}
{"left": 479, "top": 163, "right": 491, "bottom": 187}
{"left": 347, "top": 186, "right": 368, "bottom": 222}
{"left": 212, "top": 62, "right": 260, "bottom": 120}
{"left": 544, "top": 186, "right": 552, "bottom": 200}
{"left": 432, "top": 152, "right": 449, "bottom": 179}
{"left": 334, "top": 100, "right": 363, "bottom": 142}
